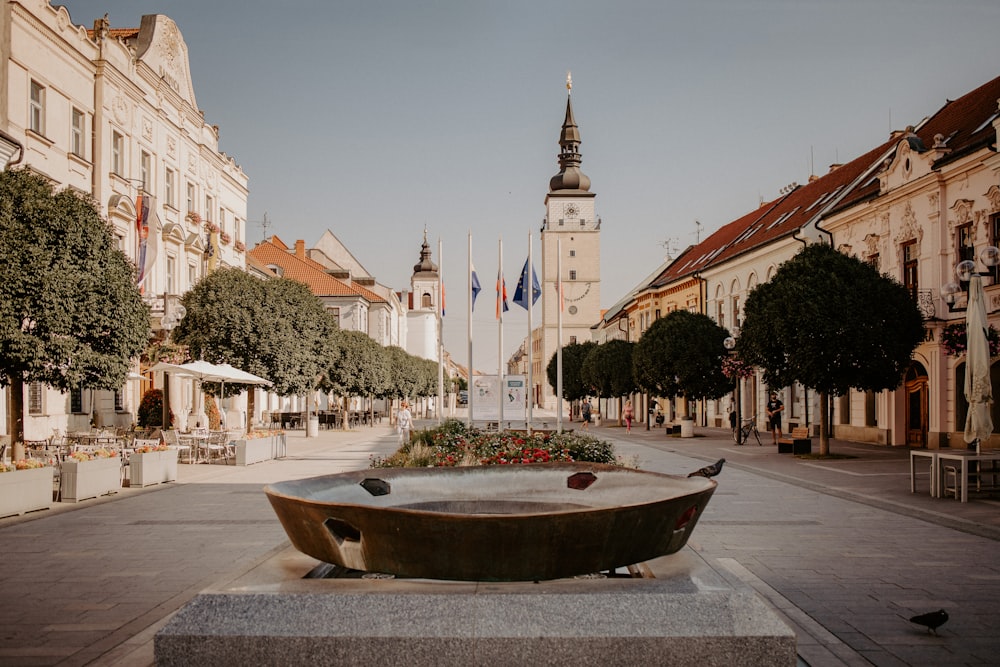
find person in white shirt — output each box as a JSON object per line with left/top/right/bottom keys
{"left": 397, "top": 400, "right": 413, "bottom": 444}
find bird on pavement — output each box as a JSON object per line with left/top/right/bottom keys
{"left": 909, "top": 609, "right": 948, "bottom": 635}
{"left": 688, "top": 458, "right": 725, "bottom": 478}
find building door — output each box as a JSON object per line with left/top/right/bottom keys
{"left": 904, "top": 363, "right": 929, "bottom": 447}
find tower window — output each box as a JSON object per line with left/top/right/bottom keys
{"left": 569, "top": 270, "right": 577, "bottom": 280}
{"left": 569, "top": 250, "right": 576, "bottom": 257}
{"left": 422, "top": 293, "right": 432, "bottom": 308}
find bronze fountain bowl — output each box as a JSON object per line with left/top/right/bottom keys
{"left": 265, "top": 462, "right": 716, "bottom": 582}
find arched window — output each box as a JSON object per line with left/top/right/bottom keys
{"left": 421, "top": 292, "right": 432, "bottom": 308}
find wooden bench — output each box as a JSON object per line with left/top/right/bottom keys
{"left": 778, "top": 427, "right": 812, "bottom": 454}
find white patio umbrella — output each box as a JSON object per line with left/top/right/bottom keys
{"left": 963, "top": 273, "right": 993, "bottom": 454}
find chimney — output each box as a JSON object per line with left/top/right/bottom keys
{"left": 295, "top": 240, "right": 305, "bottom": 258}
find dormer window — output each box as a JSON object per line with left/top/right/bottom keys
{"left": 267, "top": 264, "right": 284, "bottom": 277}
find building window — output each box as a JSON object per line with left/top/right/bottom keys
{"left": 569, "top": 336, "right": 577, "bottom": 344}
{"left": 867, "top": 254, "right": 880, "bottom": 271}
{"left": 186, "top": 182, "right": 196, "bottom": 214}
{"left": 188, "top": 262, "right": 198, "bottom": 288}
{"left": 70, "top": 387, "right": 84, "bottom": 414}
{"left": 328, "top": 306, "right": 340, "bottom": 320}
{"left": 569, "top": 250, "right": 576, "bottom": 257}
{"left": 28, "top": 382, "right": 43, "bottom": 415}
{"left": 421, "top": 292, "right": 432, "bottom": 308}
{"left": 956, "top": 223, "right": 974, "bottom": 264}
{"left": 165, "top": 168, "right": 176, "bottom": 207}
{"left": 219, "top": 207, "right": 226, "bottom": 234}
{"left": 166, "top": 255, "right": 176, "bottom": 294}
{"left": 29, "top": 81, "right": 45, "bottom": 135}
{"left": 111, "top": 131, "right": 124, "bottom": 176}
{"left": 71, "top": 108, "right": 85, "bottom": 157}
{"left": 569, "top": 270, "right": 577, "bottom": 280}
{"left": 205, "top": 195, "right": 213, "bottom": 221}
{"left": 140, "top": 151, "right": 151, "bottom": 192}
{"left": 114, "top": 389, "right": 124, "bottom": 412}
{"left": 902, "top": 241, "right": 918, "bottom": 298}
{"left": 731, "top": 296, "right": 741, "bottom": 328}
{"left": 990, "top": 213, "right": 1000, "bottom": 248}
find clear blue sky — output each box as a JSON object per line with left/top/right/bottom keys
{"left": 61, "top": 0, "right": 1000, "bottom": 372}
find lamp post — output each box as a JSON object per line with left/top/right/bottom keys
{"left": 941, "top": 245, "right": 1000, "bottom": 312}
{"left": 723, "top": 335, "right": 741, "bottom": 444}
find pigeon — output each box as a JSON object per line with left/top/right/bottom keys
{"left": 909, "top": 609, "right": 948, "bottom": 635}
{"left": 688, "top": 458, "right": 725, "bottom": 478}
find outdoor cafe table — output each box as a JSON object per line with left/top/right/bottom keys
{"left": 935, "top": 450, "right": 1000, "bottom": 503}
{"left": 910, "top": 449, "right": 937, "bottom": 496}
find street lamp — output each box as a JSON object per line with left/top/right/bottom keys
{"left": 942, "top": 245, "right": 1000, "bottom": 312}
{"left": 723, "top": 335, "right": 741, "bottom": 444}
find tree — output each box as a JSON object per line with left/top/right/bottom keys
{"left": 581, "top": 340, "right": 637, "bottom": 423}
{"left": 546, "top": 341, "right": 597, "bottom": 403}
{"left": 633, "top": 310, "right": 732, "bottom": 406}
{"left": 738, "top": 243, "right": 924, "bottom": 454}
{"left": 0, "top": 169, "right": 149, "bottom": 457}
{"left": 322, "top": 329, "right": 389, "bottom": 429}
{"left": 173, "top": 269, "right": 339, "bottom": 414}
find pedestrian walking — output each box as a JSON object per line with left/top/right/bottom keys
{"left": 397, "top": 400, "right": 413, "bottom": 444}
{"left": 623, "top": 399, "right": 634, "bottom": 433}
{"left": 581, "top": 399, "right": 592, "bottom": 430}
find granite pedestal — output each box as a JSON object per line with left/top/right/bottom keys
{"left": 156, "top": 546, "right": 795, "bottom": 666}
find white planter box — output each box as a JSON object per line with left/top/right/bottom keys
{"left": 61, "top": 457, "right": 121, "bottom": 502}
{"left": 129, "top": 449, "right": 178, "bottom": 488}
{"left": 0, "top": 467, "right": 54, "bottom": 517}
{"left": 235, "top": 438, "right": 272, "bottom": 466}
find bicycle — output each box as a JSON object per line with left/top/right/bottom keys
{"left": 734, "top": 415, "right": 762, "bottom": 446}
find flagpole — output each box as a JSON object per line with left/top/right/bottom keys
{"left": 557, "top": 238, "right": 563, "bottom": 433}
{"left": 498, "top": 237, "right": 504, "bottom": 430}
{"left": 437, "top": 237, "right": 444, "bottom": 425}
{"left": 467, "top": 232, "right": 473, "bottom": 428}
{"left": 527, "top": 230, "right": 534, "bottom": 433}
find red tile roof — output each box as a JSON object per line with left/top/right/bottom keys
{"left": 248, "top": 236, "right": 386, "bottom": 303}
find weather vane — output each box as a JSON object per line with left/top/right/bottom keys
{"left": 566, "top": 71, "right": 572, "bottom": 94}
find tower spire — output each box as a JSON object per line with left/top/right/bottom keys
{"left": 549, "top": 74, "right": 590, "bottom": 193}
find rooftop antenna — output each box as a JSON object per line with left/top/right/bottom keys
{"left": 694, "top": 219, "right": 703, "bottom": 244}
{"left": 251, "top": 211, "right": 271, "bottom": 242}
{"left": 659, "top": 237, "right": 680, "bottom": 261}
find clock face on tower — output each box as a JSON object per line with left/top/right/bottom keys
{"left": 563, "top": 203, "right": 579, "bottom": 218}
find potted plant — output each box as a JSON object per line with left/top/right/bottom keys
{"left": 234, "top": 240, "right": 246, "bottom": 252}
{"left": 129, "top": 441, "right": 178, "bottom": 487}
{"left": 220, "top": 231, "right": 232, "bottom": 245}
{"left": 0, "top": 459, "right": 54, "bottom": 517}
{"left": 61, "top": 449, "right": 121, "bottom": 502}
{"left": 940, "top": 321, "right": 1000, "bottom": 357}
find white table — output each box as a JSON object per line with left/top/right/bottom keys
{"left": 935, "top": 450, "right": 1000, "bottom": 502}
{"left": 910, "top": 449, "right": 937, "bottom": 496}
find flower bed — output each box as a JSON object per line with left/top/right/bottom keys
{"left": 0, "top": 464, "right": 54, "bottom": 517}
{"left": 235, "top": 434, "right": 272, "bottom": 466}
{"left": 371, "top": 420, "right": 620, "bottom": 468}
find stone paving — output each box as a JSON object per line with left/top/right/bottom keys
{"left": 0, "top": 418, "right": 997, "bottom": 666}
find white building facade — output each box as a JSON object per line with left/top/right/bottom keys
{"left": 1, "top": 2, "right": 248, "bottom": 438}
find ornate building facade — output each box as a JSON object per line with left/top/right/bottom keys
{"left": 1, "top": 2, "right": 248, "bottom": 437}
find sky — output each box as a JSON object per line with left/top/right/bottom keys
{"left": 60, "top": 0, "right": 1000, "bottom": 372}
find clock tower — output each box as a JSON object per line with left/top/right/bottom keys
{"left": 537, "top": 74, "right": 601, "bottom": 411}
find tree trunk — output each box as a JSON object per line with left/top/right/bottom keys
{"left": 7, "top": 374, "right": 25, "bottom": 462}
{"left": 341, "top": 394, "right": 349, "bottom": 431}
{"left": 819, "top": 390, "right": 830, "bottom": 456}
{"left": 247, "top": 389, "right": 256, "bottom": 430}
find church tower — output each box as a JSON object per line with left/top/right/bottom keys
{"left": 537, "top": 74, "right": 601, "bottom": 410}
{"left": 406, "top": 229, "right": 440, "bottom": 361}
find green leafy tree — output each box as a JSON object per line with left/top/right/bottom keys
{"left": 738, "top": 243, "right": 925, "bottom": 454}
{"left": 546, "top": 341, "right": 598, "bottom": 404}
{"left": 173, "top": 269, "right": 339, "bottom": 417}
{"left": 633, "top": 310, "right": 731, "bottom": 404}
{"left": 0, "top": 169, "right": 149, "bottom": 456}
{"left": 322, "top": 329, "right": 389, "bottom": 429}
{"left": 581, "top": 340, "right": 637, "bottom": 424}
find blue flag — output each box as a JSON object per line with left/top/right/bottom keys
{"left": 471, "top": 262, "right": 481, "bottom": 311}
{"left": 512, "top": 258, "right": 541, "bottom": 310}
